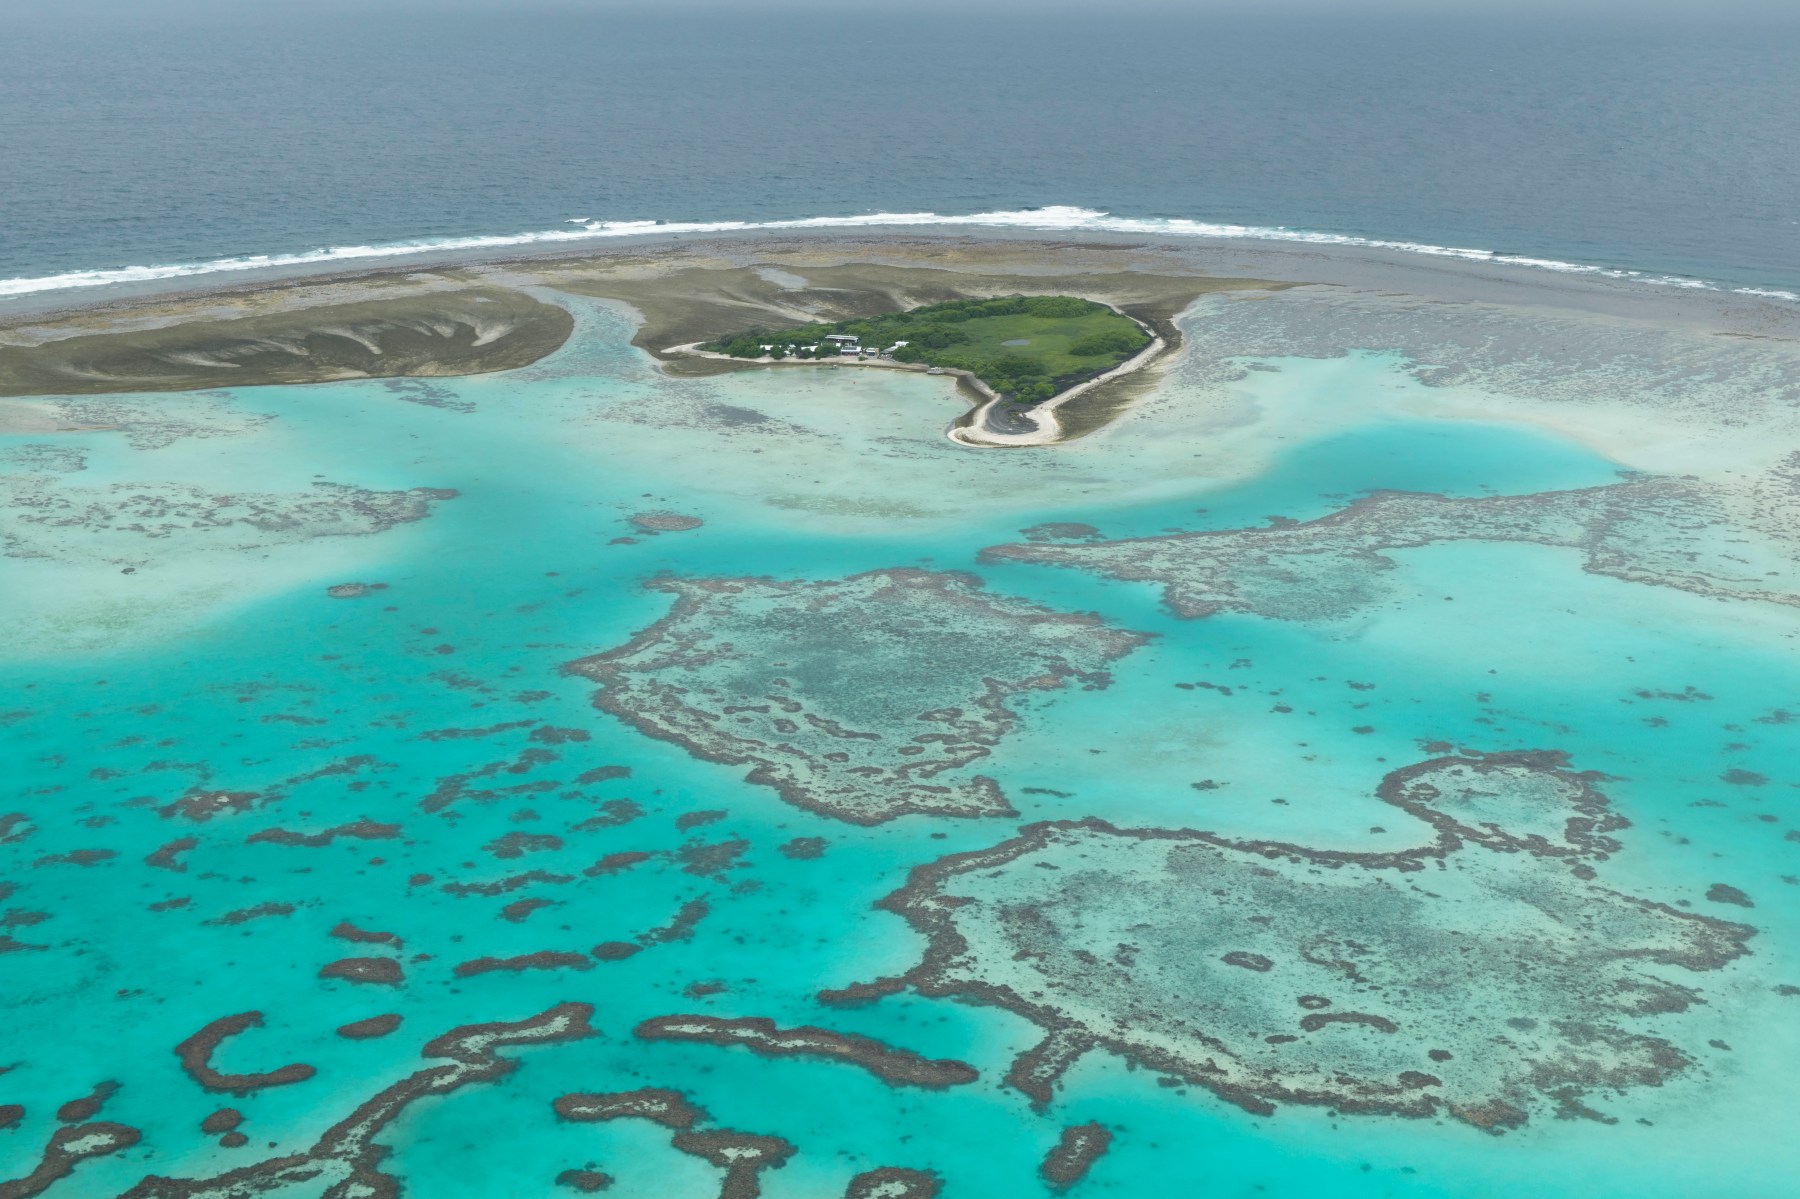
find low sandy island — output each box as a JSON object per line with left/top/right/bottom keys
{"left": 2, "top": 227, "right": 1796, "bottom": 451}
{"left": 0, "top": 246, "right": 1277, "bottom": 444}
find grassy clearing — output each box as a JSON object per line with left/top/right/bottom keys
{"left": 699, "top": 295, "right": 1150, "bottom": 402}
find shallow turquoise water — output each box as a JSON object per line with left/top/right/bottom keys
{"left": 1, "top": 298, "right": 1795, "bottom": 1197}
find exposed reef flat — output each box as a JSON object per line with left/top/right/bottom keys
{"left": 10, "top": 227, "right": 1794, "bottom": 456}
{"left": 550, "top": 1085, "right": 800, "bottom": 1196}
{"left": 0, "top": 285, "right": 573, "bottom": 396}
{"left": 880, "top": 752, "right": 1755, "bottom": 1129}
{"left": 553, "top": 1087, "right": 705, "bottom": 1130}
{"left": 567, "top": 569, "right": 1147, "bottom": 824}
{"left": 844, "top": 1167, "right": 943, "bottom": 1198}
{"left": 984, "top": 474, "right": 1800, "bottom": 620}
{"left": 0, "top": 1119, "right": 142, "bottom": 1199}
{"left": 0, "top": 477, "right": 453, "bottom": 569}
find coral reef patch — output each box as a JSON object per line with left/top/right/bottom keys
{"left": 120, "top": 1003, "right": 594, "bottom": 1197}
{"left": 880, "top": 752, "right": 1754, "bottom": 1128}
{"left": 983, "top": 478, "right": 1800, "bottom": 620}
{"left": 568, "top": 569, "right": 1146, "bottom": 824}
{"left": 173, "top": 1012, "right": 317, "bottom": 1094}
{"left": 0, "top": 478, "right": 453, "bottom": 570}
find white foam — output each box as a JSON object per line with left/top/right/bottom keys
{"left": 1, "top": 206, "right": 1793, "bottom": 305}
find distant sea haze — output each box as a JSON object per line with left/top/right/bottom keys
{"left": 3, "top": 8, "right": 1797, "bottom": 296}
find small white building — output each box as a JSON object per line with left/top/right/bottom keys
{"left": 883, "top": 340, "right": 909, "bottom": 355}
{"left": 824, "top": 334, "right": 859, "bottom": 344}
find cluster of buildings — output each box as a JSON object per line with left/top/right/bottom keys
{"left": 757, "top": 333, "right": 910, "bottom": 359}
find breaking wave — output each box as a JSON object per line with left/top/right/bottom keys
{"left": 3, "top": 206, "right": 1795, "bottom": 303}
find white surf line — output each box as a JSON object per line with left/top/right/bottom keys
{"left": 5, "top": 206, "right": 1796, "bottom": 304}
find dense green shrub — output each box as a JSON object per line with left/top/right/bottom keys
{"left": 1021, "top": 296, "right": 1095, "bottom": 318}
{"left": 1069, "top": 329, "right": 1148, "bottom": 357}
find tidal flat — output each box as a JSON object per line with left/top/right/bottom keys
{"left": 1, "top": 234, "right": 1798, "bottom": 1198}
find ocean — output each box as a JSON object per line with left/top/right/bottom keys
{"left": 3, "top": 8, "right": 1800, "bottom": 1199}
{"left": 2, "top": 7, "right": 1799, "bottom": 298}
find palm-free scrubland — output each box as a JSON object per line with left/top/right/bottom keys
{"left": 699, "top": 295, "right": 1151, "bottom": 402}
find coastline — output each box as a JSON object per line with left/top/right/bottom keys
{"left": 5, "top": 222, "right": 1798, "bottom": 337}
{"left": 3, "top": 225, "right": 1798, "bottom": 459}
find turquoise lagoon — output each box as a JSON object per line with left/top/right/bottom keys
{"left": 1, "top": 294, "right": 1796, "bottom": 1198}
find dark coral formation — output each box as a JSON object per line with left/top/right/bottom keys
{"left": 199, "top": 1110, "right": 242, "bottom": 1136}
{"left": 174, "top": 1012, "right": 317, "bottom": 1094}
{"left": 329, "top": 921, "right": 402, "bottom": 947}
{"left": 205, "top": 903, "right": 295, "bottom": 927}
{"left": 556, "top": 1168, "right": 614, "bottom": 1192}
{"left": 983, "top": 478, "right": 1800, "bottom": 620}
{"left": 249, "top": 821, "right": 401, "bottom": 848}
{"left": 634, "top": 1015, "right": 979, "bottom": 1089}
{"left": 640, "top": 898, "right": 711, "bottom": 946}
{"left": 54, "top": 1083, "right": 118, "bottom": 1123}
{"left": 591, "top": 941, "right": 641, "bottom": 962}
{"left": 453, "top": 951, "right": 594, "bottom": 977}
{"left": 145, "top": 836, "right": 199, "bottom": 872}
{"left": 325, "top": 583, "right": 387, "bottom": 599}
{"left": 629, "top": 512, "right": 705, "bottom": 533}
{"left": 318, "top": 957, "right": 404, "bottom": 986}
{"left": 816, "top": 977, "right": 908, "bottom": 1008}
{"left": 567, "top": 569, "right": 1146, "bottom": 824}
{"left": 335, "top": 1014, "right": 403, "bottom": 1040}
{"left": 1019, "top": 522, "right": 1102, "bottom": 542}
{"left": 1707, "top": 883, "right": 1755, "bottom": 908}
{"left": 485, "top": 830, "right": 564, "bottom": 859}
{"left": 584, "top": 851, "right": 652, "bottom": 877}
{"left": 121, "top": 1003, "right": 594, "bottom": 1198}
{"left": 1040, "top": 1123, "right": 1113, "bottom": 1189}
{"left": 881, "top": 752, "right": 1755, "bottom": 1128}
{"left": 159, "top": 791, "right": 262, "bottom": 823}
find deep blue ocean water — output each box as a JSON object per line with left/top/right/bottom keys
{"left": 2, "top": 7, "right": 1799, "bottom": 294}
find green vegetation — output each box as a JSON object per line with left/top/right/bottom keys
{"left": 699, "top": 295, "right": 1151, "bottom": 403}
